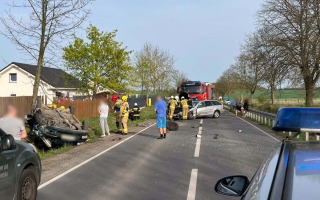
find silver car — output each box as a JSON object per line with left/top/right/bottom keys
{"left": 190, "top": 100, "right": 224, "bottom": 118}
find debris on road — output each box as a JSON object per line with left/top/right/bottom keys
{"left": 239, "top": 130, "right": 242, "bottom": 133}
{"left": 196, "top": 134, "right": 202, "bottom": 138}
{"left": 214, "top": 134, "right": 219, "bottom": 139}
{"left": 111, "top": 137, "right": 122, "bottom": 142}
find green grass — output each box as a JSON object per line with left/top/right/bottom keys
{"left": 86, "top": 106, "right": 156, "bottom": 139}
{"left": 38, "top": 144, "right": 73, "bottom": 160}
{"left": 39, "top": 107, "right": 156, "bottom": 160}
{"left": 231, "top": 88, "right": 320, "bottom": 100}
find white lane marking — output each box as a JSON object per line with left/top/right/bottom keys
{"left": 187, "top": 169, "right": 198, "bottom": 200}
{"left": 226, "top": 112, "right": 280, "bottom": 142}
{"left": 38, "top": 123, "right": 156, "bottom": 189}
{"left": 194, "top": 120, "right": 203, "bottom": 157}
{"left": 194, "top": 139, "right": 201, "bottom": 157}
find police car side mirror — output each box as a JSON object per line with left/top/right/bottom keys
{"left": 1, "top": 135, "right": 15, "bottom": 151}
{"left": 215, "top": 175, "right": 249, "bottom": 197}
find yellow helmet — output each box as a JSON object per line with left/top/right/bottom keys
{"left": 122, "top": 96, "right": 128, "bottom": 101}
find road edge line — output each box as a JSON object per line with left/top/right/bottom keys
{"left": 38, "top": 123, "right": 156, "bottom": 189}
{"left": 226, "top": 111, "right": 280, "bottom": 142}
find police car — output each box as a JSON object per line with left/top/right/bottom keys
{"left": 0, "top": 129, "right": 41, "bottom": 200}
{"left": 215, "top": 107, "right": 320, "bottom": 200}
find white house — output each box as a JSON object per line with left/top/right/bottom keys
{"left": 0, "top": 62, "right": 83, "bottom": 103}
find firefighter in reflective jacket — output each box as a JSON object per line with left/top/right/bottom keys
{"left": 168, "top": 96, "right": 177, "bottom": 120}
{"left": 114, "top": 97, "right": 123, "bottom": 133}
{"left": 181, "top": 96, "right": 189, "bottom": 120}
{"left": 120, "top": 96, "right": 129, "bottom": 135}
{"left": 132, "top": 103, "right": 140, "bottom": 120}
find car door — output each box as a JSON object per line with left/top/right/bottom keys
{"left": 0, "top": 137, "right": 17, "bottom": 199}
{"left": 204, "top": 101, "right": 214, "bottom": 116}
{"left": 196, "top": 101, "right": 207, "bottom": 117}
{"left": 242, "top": 144, "right": 282, "bottom": 200}
{"left": 213, "top": 101, "right": 223, "bottom": 112}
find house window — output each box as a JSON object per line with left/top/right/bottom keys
{"left": 10, "top": 94, "right": 16, "bottom": 97}
{"left": 9, "top": 73, "right": 17, "bottom": 82}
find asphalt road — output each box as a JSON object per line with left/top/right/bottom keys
{"left": 37, "top": 112, "right": 278, "bottom": 200}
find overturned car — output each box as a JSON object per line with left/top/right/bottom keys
{"left": 25, "top": 104, "right": 89, "bottom": 149}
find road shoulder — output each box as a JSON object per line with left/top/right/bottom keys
{"left": 40, "top": 119, "right": 156, "bottom": 184}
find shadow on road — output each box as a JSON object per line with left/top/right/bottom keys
{"left": 137, "top": 133, "right": 158, "bottom": 139}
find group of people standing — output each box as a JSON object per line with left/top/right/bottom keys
{"left": 168, "top": 95, "right": 189, "bottom": 120}
{"left": 98, "top": 96, "right": 131, "bottom": 137}
{"left": 99, "top": 94, "right": 188, "bottom": 140}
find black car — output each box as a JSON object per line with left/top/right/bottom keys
{"left": 0, "top": 129, "right": 41, "bottom": 200}
{"left": 215, "top": 107, "right": 320, "bottom": 200}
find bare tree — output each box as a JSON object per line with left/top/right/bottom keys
{"left": 233, "top": 34, "right": 264, "bottom": 100}
{"left": 255, "top": 27, "right": 290, "bottom": 104}
{"left": 0, "top": 0, "right": 92, "bottom": 109}
{"left": 258, "top": 0, "right": 320, "bottom": 106}
{"left": 134, "top": 43, "right": 175, "bottom": 96}
{"left": 172, "top": 70, "right": 189, "bottom": 88}
{"left": 215, "top": 68, "right": 238, "bottom": 97}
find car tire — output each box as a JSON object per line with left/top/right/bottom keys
{"left": 167, "top": 121, "right": 179, "bottom": 131}
{"left": 82, "top": 120, "right": 89, "bottom": 131}
{"left": 34, "top": 110, "right": 46, "bottom": 125}
{"left": 17, "top": 166, "right": 38, "bottom": 200}
{"left": 69, "top": 105, "right": 76, "bottom": 115}
{"left": 187, "top": 112, "right": 193, "bottom": 120}
{"left": 213, "top": 110, "right": 220, "bottom": 118}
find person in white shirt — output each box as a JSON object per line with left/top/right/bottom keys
{"left": 98, "top": 100, "right": 110, "bottom": 137}
{"left": 0, "top": 105, "right": 27, "bottom": 140}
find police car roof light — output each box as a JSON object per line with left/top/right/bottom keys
{"left": 273, "top": 107, "right": 320, "bottom": 133}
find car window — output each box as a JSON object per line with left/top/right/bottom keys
{"left": 213, "top": 101, "right": 222, "bottom": 105}
{"left": 198, "top": 102, "right": 205, "bottom": 108}
{"left": 204, "top": 101, "right": 213, "bottom": 107}
{"left": 242, "top": 145, "right": 281, "bottom": 200}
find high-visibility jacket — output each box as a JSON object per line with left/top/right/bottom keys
{"left": 114, "top": 99, "right": 122, "bottom": 112}
{"left": 181, "top": 99, "right": 188, "bottom": 108}
{"left": 132, "top": 106, "right": 140, "bottom": 116}
{"left": 169, "top": 99, "right": 177, "bottom": 109}
{"left": 120, "top": 101, "right": 129, "bottom": 117}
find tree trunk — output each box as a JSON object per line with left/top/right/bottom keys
{"left": 250, "top": 91, "right": 254, "bottom": 102}
{"left": 270, "top": 85, "right": 275, "bottom": 105}
{"left": 31, "top": 0, "right": 47, "bottom": 110}
{"left": 305, "top": 80, "right": 314, "bottom": 106}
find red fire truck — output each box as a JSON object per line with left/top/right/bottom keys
{"left": 178, "top": 81, "right": 215, "bottom": 101}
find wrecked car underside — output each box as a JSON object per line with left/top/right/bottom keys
{"left": 26, "top": 105, "right": 89, "bottom": 149}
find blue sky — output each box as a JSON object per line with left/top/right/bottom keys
{"left": 0, "top": 0, "right": 263, "bottom": 82}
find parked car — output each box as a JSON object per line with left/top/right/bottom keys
{"left": 0, "top": 129, "right": 41, "bottom": 200}
{"left": 215, "top": 107, "right": 320, "bottom": 200}
{"left": 189, "top": 100, "right": 224, "bottom": 118}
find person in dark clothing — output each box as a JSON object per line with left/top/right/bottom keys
{"left": 243, "top": 99, "right": 249, "bottom": 117}
{"left": 243, "top": 99, "right": 249, "bottom": 111}
{"left": 130, "top": 103, "right": 140, "bottom": 120}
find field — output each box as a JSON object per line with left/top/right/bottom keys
{"left": 231, "top": 88, "right": 320, "bottom": 105}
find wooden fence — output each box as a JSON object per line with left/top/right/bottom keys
{"left": 53, "top": 98, "right": 115, "bottom": 120}
{"left": 0, "top": 96, "right": 33, "bottom": 118}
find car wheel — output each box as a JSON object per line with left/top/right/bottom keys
{"left": 213, "top": 110, "right": 220, "bottom": 118}
{"left": 187, "top": 112, "right": 194, "bottom": 120}
{"left": 82, "top": 120, "right": 89, "bottom": 130}
{"left": 17, "top": 166, "right": 38, "bottom": 200}
{"left": 69, "top": 105, "right": 76, "bottom": 115}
